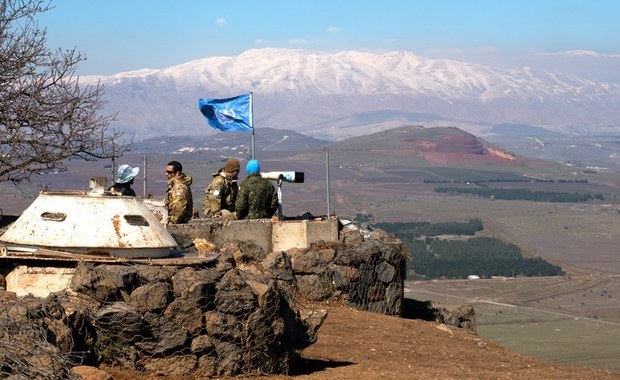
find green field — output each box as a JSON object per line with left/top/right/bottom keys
{"left": 478, "top": 310, "right": 620, "bottom": 371}
{"left": 407, "top": 276, "right": 620, "bottom": 372}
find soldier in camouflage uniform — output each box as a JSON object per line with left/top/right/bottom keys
{"left": 202, "top": 158, "right": 239, "bottom": 220}
{"left": 164, "top": 160, "right": 193, "bottom": 224}
{"left": 235, "top": 159, "right": 278, "bottom": 220}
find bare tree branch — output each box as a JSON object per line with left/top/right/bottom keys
{"left": 0, "top": 0, "right": 129, "bottom": 182}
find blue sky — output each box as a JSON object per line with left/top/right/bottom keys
{"left": 39, "top": 0, "right": 620, "bottom": 81}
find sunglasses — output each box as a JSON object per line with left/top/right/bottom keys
{"left": 165, "top": 170, "right": 175, "bottom": 174}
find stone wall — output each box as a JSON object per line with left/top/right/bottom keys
{"left": 0, "top": 220, "right": 410, "bottom": 377}
{"left": 0, "top": 254, "right": 326, "bottom": 378}
{"left": 169, "top": 219, "right": 409, "bottom": 316}
{"left": 286, "top": 223, "right": 408, "bottom": 315}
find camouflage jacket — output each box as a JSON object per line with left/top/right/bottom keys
{"left": 165, "top": 173, "right": 193, "bottom": 224}
{"left": 202, "top": 168, "right": 238, "bottom": 218}
{"left": 235, "top": 174, "right": 279, "bottom": 220}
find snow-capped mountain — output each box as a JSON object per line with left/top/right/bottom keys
{"left": 83, "top": 48, "right": 620, "bottom": 141}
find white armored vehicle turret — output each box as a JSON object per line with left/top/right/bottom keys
{"left": 1, "top": 177, "right": 177, "bottom": 258}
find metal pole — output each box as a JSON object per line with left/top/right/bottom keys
{"left": 142, "top": 155, "right": 148, "bottom": 198}
{"left": 252, "top": 131, "right": 255, "bottom": 160}
{"left": 277, "top": 177, "right": 283, "bottom": 220}
{"left": 325, "top": 147, "right": 331, "bottom": 217}
{"left": 111, "top": 133, "right": 117, "bottom": 183}
{"left": 111, "top": 143, "right": 116, "bottom": 183}
{"left": 250, "top": 92, "right": 255, "bottom": 160}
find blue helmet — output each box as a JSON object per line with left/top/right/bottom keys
{"left": 246, "top": 159, "right": 260, "bottom": 174}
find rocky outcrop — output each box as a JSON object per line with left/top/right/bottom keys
{"left": 0, "top": 258, "right": 326, "bottom": 378}
{"left": 402, "top": 298, "right": 477, "bottom": 334}
{"left": 289, "top": 222, "right": 408, "bottom": 316}
{"left": 0, "top": 291, "right": 79, "bottom": 380}
{"left": 0, "top": 220, "right": 410, "bottom": 378}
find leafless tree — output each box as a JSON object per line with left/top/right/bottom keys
{"left": 0, "top": 0, "right": 129, "bottom": 182}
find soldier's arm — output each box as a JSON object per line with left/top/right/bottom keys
{"left": 270, "top": 185, "right": 279, "bottom": 217}
{"left": 169, "top": 186, "right": 190, "bottom": 223}
{"left": 235, "top": 187, "right": 249, "bottom": 220}
{"left": 203, "top": 179, "right": 224, "bottom": 215}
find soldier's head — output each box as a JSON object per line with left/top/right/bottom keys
{"left": 165, "top": 161, "right": 183, "bottom": 179}
{"left": 246, "top": 159, "right": 260, "bottom": 175}
{"left": 224, "top": 158, "right": 240, "bottom": 179}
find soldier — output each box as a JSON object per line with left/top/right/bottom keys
{"left": 164, "top": 160, "right": 193, "bottom": 224}
{"left": 108, "top": 164, "right": 139, "bottom": 196}
{"left": 235, "top": 159, "right": 278, "bottom": 220}
{"left": 203, "top": 157, "right": 239, "bottom": 220}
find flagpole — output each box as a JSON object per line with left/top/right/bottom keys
{"left": 325, "top": 147, "right": 331, "bottom": 217}
{"left": 142, "top": 155, "right": 147, "bottom": 198}
{"left": 250, "top": 92, "right": 255, "bottom": 160}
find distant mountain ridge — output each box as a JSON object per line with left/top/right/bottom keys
{"left": 132, "top": 127, "right": 328, "bottom": 154}
{"left": 84, "top": 48, "right": 620, "bottom": 141}
{"left": 135, "top": 125, "right": 556, "bottom": 173}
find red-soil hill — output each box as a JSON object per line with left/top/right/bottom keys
{"left": 331, "top": 125, "right": 553, "bottom": 169}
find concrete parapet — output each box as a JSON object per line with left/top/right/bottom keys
{"left": 272, "top": 219, "right": 339, "bottom": 251}
{"left": 168, "top": 218, "right": 273, "bottom": 253}
{"left": 6, "top": 266, "right": 75, "bottom": 298}
{"left": 168, "top": 218, "right": 340, "bottom": 253}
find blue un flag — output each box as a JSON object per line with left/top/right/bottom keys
{"left": 198, "top": 93, "right": 253, "bottom": 131}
